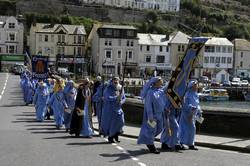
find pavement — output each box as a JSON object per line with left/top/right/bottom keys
{"left": 92, "top": 117, "right": 250, "bottom": 154}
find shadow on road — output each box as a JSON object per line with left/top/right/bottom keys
{"left": 67, "top": 142, "right": 110, "bottom": 146}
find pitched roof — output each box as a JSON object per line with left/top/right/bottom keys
{"left": 137, "top": 33, "right": 169, "bottom": 45}
{"left": 33, "top": 23, "right": 86, "bottom": 35}
{"left": 205, "top": 37, "right": 233, "bottom": 46}
{"left": 169, "top": 31, "right": 190, "bottom": 44}
{"left": 234, "top": 39, "right": 250, "bottom": 51}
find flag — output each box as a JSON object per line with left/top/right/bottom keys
{"left": 25, "top": 51, "right": 32, "bottom": 71}
{"left": 166, "top": 37, "right": 208, "bottom": 109}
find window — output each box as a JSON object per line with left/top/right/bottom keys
{"left": 105, "top": 50, "right": 112, "bottom": 59}
{"left": 159, "top": 46, "right": 163, "bottom": 52}
{"left": 182, "top": 45, "right": 185, "bottom": 52}
{"left": 9, "top": 45, "right": 15, "bottom": 53}
{"left": 74, "top": 47, "right": 76, "bottom": 55}
{"left": 178, "top": 45, "right": 181, "bottom": 52}
{"left": 105, "top": 40, "right": 108, "bottom": 46}
{"left": 9, "top": 34, "right": 15, "bottom": 41}
{"left": 241, "top": 52, "right": 243, "bottom": 58}
{"left": 57, "top": 47, "right": 65, "bottom": 54}
{"left": 240, "top": 61, "right": 243, "bottom": 67}
{"left": 210, "top": 57, "right": 215, "bottom": 63}
{"left": 222, "top": 57, "right": 226, "bottom": 63}
{"left": 204, "top": 57, "right": 209, "bottom": 63}
{"left": 228, "top": 47, "right": 232, "bottom": 53}
{"left": 126, "top": 50, "right": 133, "bottom": 59}
{"left": 156, "top": 56, "right": 165, "bottom": 63}
{"left": 114, "top": 30, "right": 120, "bottom": 37}
{"left": 109, "top": 41, "right": 112, "bottom": 46}
{"left": 58, "top": 35, "right": 61, "bottom": 42}
{"left": 44, "top": 35, "right": 48, "bottom": 42}
{"left": 127, "top": 40, "right": 130, "bottom": 46}
{"left": 146, "top": 55, "right": 151, "bottom": 63}
{"left": 8, "top": 23, "right": 15, "bottom": 29}
{"left": 215, "top": 57, "right": 220, "bottom": 63}
{"left": 62, "top": 35, "right": 65, "bottom": 42}
{"left": 0, "top": 47, "right": 2, "bottom": 53}
{"left": 105, "top": 29, "right": 112, "bottom": 36}
{"left": 227, "top": 57, "right": 232, "bottom": 64}
{"left": 140, "top": 45, "right": 142, "bottom": 51}
{"left": 216, "top": 46, "right": 221, "bottom": 52}
{"left": 130, "top": 41, "right": 134, "bottom": 47}
{"left": 51, "top": 35, "right": 54, "bottom": 42}
{"left": 146, "top": 45, "right": 150, "bottom": 51}
{"left": 118, "top": 39, "right": 121, "bottom": 46}
{"left": 39, "top": 35, "right": 42, "bottom": 42}
{"left": 117, "top": 50, "right": 122, "bottom": 59}
{"left": 222, "top": 46, "right": 226, "bottom": 53}
{"left": 166, "top": 46, "right": 169, "bottom": 52}
{"left": 77, "top": 47, "right": 82, "bottom": 55}
{"left": 205, "top": 46, "right": 215, "bottom": 52}
{"left": 127, "top": 30, "right": 134, "bottom": 37}
{"left": 78, "top": 36, "right": 82, "bottom": 44}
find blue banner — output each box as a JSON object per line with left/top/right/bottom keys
{"left": 167, "top": 37, "right": 208, "bottom": 109}
{"left": 32, "top": 56, "right": 49, "bottom": 79}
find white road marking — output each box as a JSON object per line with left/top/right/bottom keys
{"left": 0, "top": 73, "right": 8, "bottom": 101}
{"left": 102, "top": 136, "right": 147, "bottom": 166}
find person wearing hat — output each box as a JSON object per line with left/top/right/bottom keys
{"left": 137, "top": 77, "right": 167, "bottom": 154}
{"left": 48, "top": 82, "right": 68, "bottom": 129}
{"left": 33, "top": 82, "right": 50, "bottom": 122}
{"left": 178, "top": 80, "right": 201, "bottom": 150}
{"left": 101, "top": 76, "right": 125, "bottom": 143}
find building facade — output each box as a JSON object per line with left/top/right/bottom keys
{"left": 90, "top": 24, "right": 139, "bottom": 77}
{"left": 137, "top": 33, "right": 171, "bottom": 78}
{"left": 28, "top": 23, "right": 86, "bottom": 74}
{"left": 81, "top": 0, "right": 180, "bottom": 12}
{"left": 233, "top": 39, "right": 250, "bottom": 79}
{"left": 0, "top": 16, "right": 24, "bottom": 67}
{"left": 201, "top": 37, "right": 233, "bottom": 82}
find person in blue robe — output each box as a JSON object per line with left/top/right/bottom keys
{"left": 92, "top": 81, "right": 106, "bottom": 134}
{"left": 63, "top": 80, "right": 77, "bottom": 132}
{"left": 101, "top": 77, "right": 125, "bottom": 143}
{"left": 179, "top": 80, "right": 202, "bottom": 150}
{"left": 33, "top": 82, "right": 50, "bottom": 122}
{"left": 80, "top": 78, "right": 94, "bottom": 137}
{"left": 22, "top": 75, "right": 34, "bottom": 105}
{"left": 137, "top": 77, "right": 167, "bottom": 154}
{"left": 48, "top": 84, "right": 68, "bottom": 129}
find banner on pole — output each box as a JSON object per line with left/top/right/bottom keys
{"left": 32, "top": 56, "right": 49, "bottom": 79}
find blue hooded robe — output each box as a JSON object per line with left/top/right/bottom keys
{"left": 33, "top": 83, "right": 50, "bottom": 121}
{"left": 137, "top": 77, "right": 167, "bottom": 145}
{"left": 21, "top": 75, "right": 34, "bottom": 104}
{"left": 80, "top": 88, "right": 94, "bottom": 137}
{"left": 92, "top": 83, "right": 105, "bottom": 125}
{"left": 63, "top": 81, "right": 77, "bottom": 129}
{"left": 49, "top": 90, "right": 68, "bottom": 128}
{"left": 179, "top": 80, "right": 201, "bottom": 146}
{"left": 100, "top": 81, "right": 125, "bottom": 137}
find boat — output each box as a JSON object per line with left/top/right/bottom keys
{"left": 242, "top": 91, "right": 250, "bottom": 101}
{"left": 198, "top": 88, "right": 229, "bottom": 101}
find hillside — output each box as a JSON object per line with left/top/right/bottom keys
{"left": 0, "top": 0, "right": 249, "bottom": 40}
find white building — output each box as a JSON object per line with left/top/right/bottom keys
{"left": 137, "top": 33, "right": 171, "bottom": 77}
{"left": 28, "top": 23, "right": 87, "bottom": 73}
{"left": 202, "top": 37, "right": 234, "bottom": 82}
{"left": 233, "top": 39, "right": 250, "bottom": 79}
{"left": 89, "top": 24, "right": 139, "bottom": 77}
{"left": 0, "top": 16, "right": 24, "bottom": 59}
{"left": 81, "top": 0, "right": 180, "bottom": 12}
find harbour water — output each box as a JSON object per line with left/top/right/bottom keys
{"left": 201, "top": 101, "right": 250, "bottom": 110}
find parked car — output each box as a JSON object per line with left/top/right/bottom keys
{"left": 241, "top": 80, "right": 249, "bottom": 86}
{"left": 231, "top": 77, "right": 241, "bottom": 86}
{"left": 222, "top": 80, "right": 231, "bottom": 87}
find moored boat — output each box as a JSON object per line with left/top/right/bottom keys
{"left": 198, "top": 89, "right": 229, "bottom": 101}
